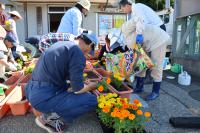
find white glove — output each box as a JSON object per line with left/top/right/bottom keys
{"left": 8, "top": 64, "right": 17, "bottom": 71}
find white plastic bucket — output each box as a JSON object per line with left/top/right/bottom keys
{"left": 178, "top": 71, "right": 191, "bottom": 86}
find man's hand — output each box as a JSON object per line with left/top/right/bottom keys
{"left": 75, "top": 82, "right": 97, "bottom": 94}
{"left": 136, "top": 34, "right": 143, "bottom": 45}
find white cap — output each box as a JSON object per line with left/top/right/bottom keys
{"left": 78, "top": 0, "right": 91, "bottom": 11}
{"left": 0, "top": 25, "right": 8, "bottom": 52}
{"left": 9, "top": 11, "right": 22, "bottom": 19}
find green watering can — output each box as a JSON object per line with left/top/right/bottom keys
{"left": 171, "top": 63, "right": 182, "bottom": 74}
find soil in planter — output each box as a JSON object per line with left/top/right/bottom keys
{"left": 85, "top": 71, "right": 99, "bottom": 79}
{"left": 101, "top": 88, "right": 110, "bottom": 93}
{"left": 110, "top": 82, "right": 124, "bottom": 91}
{"left": 4, "top": 73, "right": 12, "bottom": 78}
{"left": 124, "top": 82, "right": 134, "bottom": 89}
{"left": 21, "top": 96, "right": 26, "bottom": 101}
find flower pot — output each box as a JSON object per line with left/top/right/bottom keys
{"left": 109, "top": 82, "right": 133, "bottom": 98}
{"left": 0, "top": 95, "right": 6, "bottom": 103}
{"left": 84, "top": 69, "right": 102, "bottom": 82}
{"left": 6, "top": 85, "right": 30, "bottom": 116}
{"left": 18, "top": 74, "right": 32, "bottom": 84}
{"left": 0, "top": 104, "right": 10, "bottom": 119}
{"left": 0, "top": 85, "right": 16, "bottom": 103}
{"left": 0, "top": 85, "right": 18, "bottom": 119}
{"left": 98, "top": 116, "right": 147, "bottom": 133}
{"left": 9, "top": 97, "right": 30, "bottom": 116}
{"left": 95, "top": 68, "right": 112, "bottom": 77}
{"left": 100, "top": 124, "right": 146, "bottom": 133}
{"left": 5, "top": 71, "right": 23, "bottom": 86}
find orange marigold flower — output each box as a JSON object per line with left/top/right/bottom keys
{"left": 98, "top": 85, "right": 104, "bottom": 92}
{"left": 133, "top": 99, "right": 140, "bottom": 105}
{"left": 111, "top": 112, "right": 116, "bottom": 117}
{"left": 102, "top": 106, "right": 110, "bottom": 113}
{"left": 128, "top": 114, "right": 135, "bottom": 120}
{"left": 144, "top": 112, "right": 151, "bottom": 118}
{"left": 136, "top": 110, "right": 143, "bottom": 115}
{"left": 120, "top": 99, "right": 125, "bottom": 104}
{"left": 122, "top": 103, "right": 129, "bottom": 109}
{"left": 106, "top": 78, "right": 111, "bottom": 84}
{"left": 113, "top": 107, "right": 119, "bottom": 112}
{"left": 119, "top": 114, "right": 125, "bottom": 120}
{"left": 121, "top": 109, "right": 130, "bottom": 117}
{"left": 132, "top": 105, "right": 138, "bottom": 110}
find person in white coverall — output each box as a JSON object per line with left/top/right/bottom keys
{"left": 121, "top": 17, "right": 170, "bottom": 101}
{"left": 119, "top": 0, "right": 167, "bottom": 87}
{"left": 57, "top": 0, "right": 91, "bottom": 36}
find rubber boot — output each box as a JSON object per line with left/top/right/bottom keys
{"left": 145, "top": 82, "right": 161, "bottom": 101}
{"left": 134, "top": 77, "right": 145, "bottom": 93}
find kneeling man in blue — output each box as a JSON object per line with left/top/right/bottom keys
{"left": 25, "top": 31, "right": 99, "bottom": 133}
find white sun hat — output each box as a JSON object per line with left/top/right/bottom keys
{"left": 0, "top": 25, "right": 8, "bottom": 52}
{"left": 78, "top": 0, "right": 91, "bottom": 11}
{"left": 9, "top": 11, "right": 22, "bottom": 19}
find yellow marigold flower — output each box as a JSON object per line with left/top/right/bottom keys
{"left": 128, "top": 114, "right": 136, "bottom": 120}
{"left": 117, "top": 76, "right": 123, "bottom": 81}
{"left": 137, "top": 103, "right": 142, "bottom": 107}
{"left": 112, "top": 93, "right": 118, "bottom": 97}
{"left": 98, "top": 85, "right": 104, "bottom": 92}
{"left": 83, "top": 73, "right": 87, "bottom": 78}
{"left": 136, "top": 110, "right": 143, "bottom": 116}
{"left": 106, "top": 78, "right": 111, "bottom": 84}
{"left": 98, "top": 103, "right": 104, "bottom": 108}
{"left": 144, "top": 112, "right": 151, "bottom": 118}
{"left": 133, "top": 99, "right": 140, "bottom": 105}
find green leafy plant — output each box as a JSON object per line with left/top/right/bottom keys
{"left": 24, "top": 65, "right": 35, "bottom": 75}
{"left": 110, "top": 75, "right": 123, "bottom": 91}
{"left": 97, "top": 77, "right": 111, "bottom": 93}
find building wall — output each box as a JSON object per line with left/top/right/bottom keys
{"left": 27, "top": 4, "right": 48, "bottom": 37}
{"left": 15, "top": 5, "right": 26, "bottom": 43}
{"left": 175, "top": 0, "right": 200, "bottom": 18}
{"left": 12, "top": 3, "right": 122, "bottom": 44}
{"left": 24, "top": 4, "right": 100, "bottom": 39}
{"left": 173, "top": 0, "right": 200, "bottom": 77}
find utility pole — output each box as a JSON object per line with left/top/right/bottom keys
{"left": 165, "top": 0, "right": 171, "bottom": 9}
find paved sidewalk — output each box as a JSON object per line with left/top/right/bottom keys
{"left": 1, "top": 71, "right": 200, "bottom": 133}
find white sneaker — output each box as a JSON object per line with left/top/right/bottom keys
{"left": 35, "top": 115, "right": 65, "bottom": 133}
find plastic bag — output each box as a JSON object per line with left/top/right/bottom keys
{"left": 105, "top": 44, "right": 154, "bottom": 79}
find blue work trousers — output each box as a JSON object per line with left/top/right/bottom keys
{"left": 25, "top": 80, "right": 97, "bottom": 123}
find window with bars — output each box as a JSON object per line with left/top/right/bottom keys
{"left": 173, "top": 14, "right": 200, "bottom": 59}
{"left": 36, "top": 7, "right": 43, "bottom": 35}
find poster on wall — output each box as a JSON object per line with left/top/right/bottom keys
{"left": 98, "top": 14, "right": 113, "bottom": 36}
{"left": 113, "top": 15, "right": 127, "bottom": 28}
